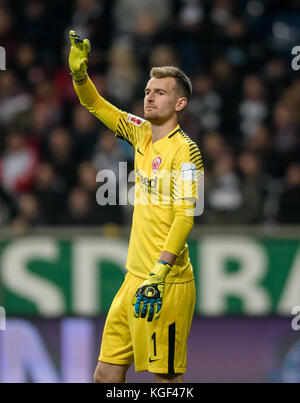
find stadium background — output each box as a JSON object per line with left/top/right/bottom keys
{"left": 0, "top": 0, "right": 300, "bottom": 382}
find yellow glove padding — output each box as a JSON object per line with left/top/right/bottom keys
{"left": 132, "top": 261, "right": 172, "bottom": 321}
{"left": 68, "top": 30, "right": 91, "bottom": 82}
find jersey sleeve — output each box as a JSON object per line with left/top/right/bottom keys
{"left": 74, "top": 77, "right": 147, "bottom": 149}
{"left": 162, "top": 142, "right": 204, "bottom": 256}
{"left": 171, "top": 142, "right": 204, "bottom": 205}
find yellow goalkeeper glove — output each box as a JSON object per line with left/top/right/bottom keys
{"left": 132, "top": 260, "right": 172, "bottom": 322}
{"left": 68, "top": 30, "right": 91, "bottom": 82}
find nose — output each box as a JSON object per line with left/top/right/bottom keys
{"left": 146, "top": 92, "right": 154, "bottom": 102}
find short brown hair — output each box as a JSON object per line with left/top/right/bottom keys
{"left": 150, "top": 66, "right": 192, "bottom": 100}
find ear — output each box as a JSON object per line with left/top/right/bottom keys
{"left": 175, "top": 97, "right": 187, "bottom": 112}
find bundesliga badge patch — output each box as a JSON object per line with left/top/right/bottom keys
{"left": 152, "top": 157, "right": 162, "bottom": 173}
{"left": 127, "top": 114, "right": 145, "bottom": 127}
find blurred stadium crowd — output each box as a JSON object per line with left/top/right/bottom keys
{"left": 0, "top": 0, "right": 299, "bottom": 232}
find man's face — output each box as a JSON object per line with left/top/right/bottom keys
{"left": 144, "top": 77, "right": 186, "bottom": 124}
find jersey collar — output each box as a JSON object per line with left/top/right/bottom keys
{"left": 168, "top": 125, "right": 181, "bottom": 139}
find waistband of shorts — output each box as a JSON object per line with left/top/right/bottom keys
{"left": 126, "top": 269, "right": 194, "bottom": 284}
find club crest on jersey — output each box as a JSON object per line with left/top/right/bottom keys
{"left": 127, "top": 114, "right": 145, "bottom": 127}
{"left": 152, "top": 157, "right": 162, "bottom": 173}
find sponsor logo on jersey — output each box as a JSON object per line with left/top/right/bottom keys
{"left": 137, "top": 171, "right": 158, "bottom": 190}
{"left": 152, "top": 157, "right": 162, "bottom": 173}
{"left": 127, "top": 114, "right": 145, "bottom": 127}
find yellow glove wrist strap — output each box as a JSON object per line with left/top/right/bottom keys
{"left": 151, "top": 262, "right": 172, "bottom": 280}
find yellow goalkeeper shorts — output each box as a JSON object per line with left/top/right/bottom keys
{"left": 98, "top": 271, "right": 195, "bottom": 374}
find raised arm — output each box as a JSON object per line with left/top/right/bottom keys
{"left": 69, "top": 30, "right": 147, "bottom": 147}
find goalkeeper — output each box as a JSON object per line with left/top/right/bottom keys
{"left": 69, "top": 31, "right": 203, "bottom": 383}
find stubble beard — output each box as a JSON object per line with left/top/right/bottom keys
{"left": 144, "top": 109, "right": 173, "bottom": 125}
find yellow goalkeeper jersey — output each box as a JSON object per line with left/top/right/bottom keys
{"left": 74, "top": 78, "right": 203, "bottom": 283}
